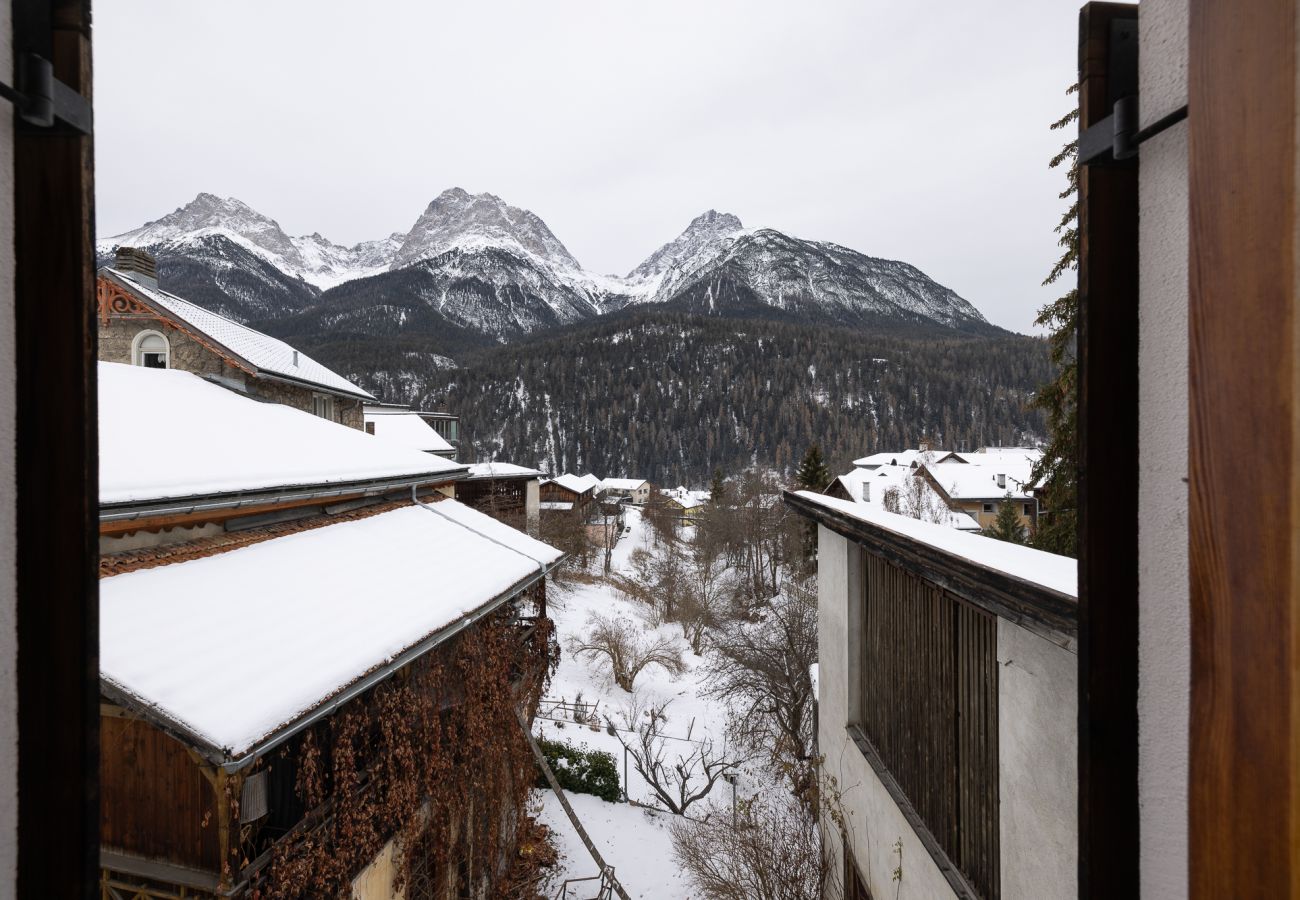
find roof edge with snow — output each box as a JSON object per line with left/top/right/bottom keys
{"left": 784, "top": 489, "right": 1077, "bottom": 652}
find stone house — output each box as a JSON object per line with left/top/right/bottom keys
{"left": 97, "top": 247, "right": 373, "bottom": 429}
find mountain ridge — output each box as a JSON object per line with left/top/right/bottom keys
{"left": 101, "top": 189, "right": 993, "bottom": 342}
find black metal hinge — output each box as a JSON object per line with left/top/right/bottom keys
{"left": 0, "top": 53, "right": 92, "bottom": 135}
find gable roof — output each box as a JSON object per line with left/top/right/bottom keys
{"left": 100, "top": 267, "right": 373, "bottom": 401}
{"left": 923, "top": 460, "right": 1036, "bottom": 501}
{"left": 364, "top": 411, "right": 454, "bottom": 453}
{"left": 100, "top": 499, "right": 563, "bottom": 762}
{"left": 99, "top": 362, "right": 463, "bottom": 509}
{"left": 602, "top": 478, "right": 648, "bottom": 491}
{"left": 548, "top": 473, "right": 601, "bottom": 495}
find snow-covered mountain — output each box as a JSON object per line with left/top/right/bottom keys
{"left": 620, "top": 209, "right": 747, "bottom": 304}
{"left": 100, "top": 190, "right": 991, "bottom": 343}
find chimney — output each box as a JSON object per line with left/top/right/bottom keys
{"left": 996, "top": 473, "right": 1006, "bottom": 490}
{"left": 861, "top": 482, "right": 871, "bottom": 503}
{"left": 114, "top": 246, "right": 158, "bottom": 289}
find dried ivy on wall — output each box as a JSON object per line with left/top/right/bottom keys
{"left": 249, "top": 607, "right": 557, "bottom": 899}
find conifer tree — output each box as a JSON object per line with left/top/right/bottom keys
{"left": 983, "top": 492, "right": 1027, "bottom": 544}
{"left": 709, "top": 468, "right": 727, "bottom": 503}
{"left": 794, "top": 444, "right": 832, "bottom": 492}
{"left": 1030, "top": 85, "right": 1080, "bottom": 558}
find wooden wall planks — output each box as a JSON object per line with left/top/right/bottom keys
{"left": 1188, "top": 1, "right": 1300, "bottom": 897}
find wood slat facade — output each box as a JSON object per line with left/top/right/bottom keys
{"left": 859, "top": 552, "right": 999, "bottom": 899}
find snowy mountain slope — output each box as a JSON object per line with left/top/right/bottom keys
{"left": 661, "top": 229, "right": 987, "bottom": 329}
{"left": 618, "top": 209, "right": 748, "bottom": 306}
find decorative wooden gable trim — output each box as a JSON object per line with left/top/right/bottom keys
{"left": 96, "top": 275, "right": 257, "bottom": 377}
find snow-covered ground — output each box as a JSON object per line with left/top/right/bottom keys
{"left": 533, "top": 507, "right": 739, "bottom": 898}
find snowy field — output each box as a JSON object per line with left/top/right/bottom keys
{"left": 534, "top": 507, "right": 744, "bottom": 898}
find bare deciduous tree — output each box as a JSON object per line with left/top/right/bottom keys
{"left": 882, "top": 470, "right": 951, "bottom": 525}
{"left": 567, "top": 613, "right": 686, "bottom": 692}
{"left": 706, "top": 578, "right": 818, "bottom": 796}
{"left": 609, "top": 697, "right": 741, "bottom": 816}
{"left": 670, "top": 790, "right": 838, "bottom": 900}
{"left": 679, "top": 542, "right": 734, "bottom": 654}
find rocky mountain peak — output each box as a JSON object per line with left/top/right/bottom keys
{"left": 627, "top": 209, "right": 747, "bottom": 299}
{"left": 392, "top": 188, "right": 582, "bottom": 272}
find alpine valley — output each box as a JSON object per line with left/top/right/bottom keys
{"left": 99, "top": 189, "right": 1051, "bottom": 482}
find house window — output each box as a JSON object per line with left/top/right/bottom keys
{"left": 365, "top": 421, "right": 375, "bottom": 435}
{"left": 859, "top": 551, "right": 999, "bottom": 898}
{"left": 130, "top": 330, "right": 170, "bottom": 369}
{"left": 1023, "top": 503, "right": 1033, "bottom": 517}
{"left": 312, "top": 394, "right": 336, "bottom": 422}
{"left": 983, "top": 502, "right": 994, "bottom": 514}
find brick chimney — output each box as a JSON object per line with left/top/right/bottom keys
{"left": 114, "top": 246, "right": 158, "bottom": 289}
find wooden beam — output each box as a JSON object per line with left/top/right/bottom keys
{"left": 1188, "top": 1, "right": 1300, "bottom": 896}
{"left": 12, "top": 0, "right": 98, "bottom": 895}
{"left": 1075, "top": 5, "right": 1140, "bottom": 897}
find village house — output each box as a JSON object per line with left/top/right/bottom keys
{"left": 97, "top": 247, "right": 374, "bottom": 429}
{"left": 539, "top": 472, "right": 603, "bottom": 517}
{"left": 824, "top": 465, "right": 982, "bottom": 532}
{"left": 918, "top": 461, "right": 1039, "bottom": 532}
{"left": 661, "top": 486, "right": 708, "bottom": 522}
{"left": 364, "top": 401, "right": 460, "bottom": 460}
{"left": 96, "top": 361, "right": 562, "bottom": 899}
{"left": 456, "top": 461, "right": 544, "bottom": 533}
{"left": 787, "top": 491, "right": 1077, "bottom": 900}
{"left": 599, "top": 477, "right": 651, "bottom": 506}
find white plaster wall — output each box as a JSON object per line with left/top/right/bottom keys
{"left": 1138, "top": 1, "right": 1190, "bottom": 896}
{"left": 525, "top": 478, "right": 540, "bottom": 534}
{"left": 997, "top": 618, "right": 1078, "bottom": 900}
{"left": 817, "top": 527, "right": 956, "bottom": 900}
{"left": 0, "top": 3, "right": 16, "bottom": 895}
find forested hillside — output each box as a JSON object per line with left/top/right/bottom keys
{"left": 348, "top": 311, "right": 1050, "bottom": 484}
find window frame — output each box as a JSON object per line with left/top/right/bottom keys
{"left": 130, "top": 329, "right": 170, "bottom": 369}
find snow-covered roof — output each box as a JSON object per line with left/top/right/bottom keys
{"left": 364, "top": 411, "right": 454, "bottom": 453}
{"left": 467, "top": 461, "right": 542, "bottom": 479}
{"left": 601, "top": 478, "right": 648, "bottom": 491}
{"left": 792, "top": 491, "right": 1076, "bottom": 598}
{"left": 828, "top": 465, "right": 980, "bottom": 531}
{"left": 926, "top": 461, "right": 1036, "bottom": 500}
{"left": 101, "top": 267, "right": 373, "bottom": 400}
{"left": 99, "top": 363, "right": 463, "bottom": 507}
{"left": 852, "top": 448, "right": 947, "bottom": 468}
{"left": 548, "top": 473, "right": 600, "bottom": 495}
{"left": 100, "top": 501, "right": 562, "bottom": 759}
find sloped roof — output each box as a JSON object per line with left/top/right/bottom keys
{"left": 927, "top": 460, "right": 1036, "bottom": 501}
{"left": 99, "top": 362, "right": 462, "bottom": 507}
{"left": 101, "top": 267, "right": 373, "bottom": 400}
{"left": 852, "top": 448, "right": 948, "bottom": 468}
{"left": 467, "top": 462, "right": 542, "bottom": 479}
{"left": 364, "top": 411, "right": 454, "bottom": 453}
{"left": 827, "top": 465, "right": 981, "bottom": 531}
{"left": 602, "top": 478, "right": 648, "bottom": 491}
{"left": 548, "top": 473, "right": 599, "bottom": 495}
{"left": 100, "top": 500, "right": 563, "bottom": 760}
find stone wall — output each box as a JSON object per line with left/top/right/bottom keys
{"left": 100, "top": 315, "right": 364, "bottom": 429}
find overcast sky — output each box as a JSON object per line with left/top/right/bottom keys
{"left": 95, "top": 1, "right": 1081, "bottom": 333}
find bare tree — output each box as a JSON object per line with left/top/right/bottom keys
{"left": 670, "top": 790, "right": 837, "bottom": 900}
{"left": 567, "top": 613, "right": 686, "bottom": 692}
{"left": 706, "top": 578, "right": 818, "bottom": 799}
{"left": 882, "top": 471, "right": 951, "bottom": 525}
{"left": 679, "top": 542, "right": 735, "bottom": 654}
{"left": 609, "top": 697, "right": 741, "bottom": 816}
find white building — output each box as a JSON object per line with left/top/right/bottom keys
{"left": 788, "top": 491, "right": 1077, "bottom": 899}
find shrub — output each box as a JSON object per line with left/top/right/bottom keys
{"left": 535, "top": 738, "right": 622, "bottom": 803}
